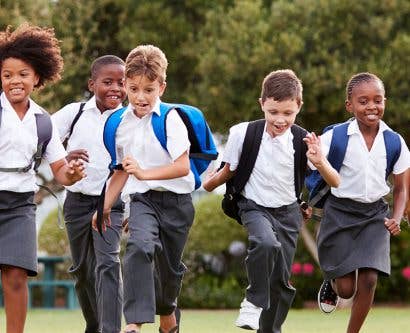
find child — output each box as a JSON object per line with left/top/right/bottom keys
{"left": 203, "top": 69, "right": 340, "bottom": 332}
{"left": 316, "top": 72, "right": 410, "bottom": 333}
{"left": 52, "top": 55, "right": 126, "bottom": 333}
{"left": 0, "top": 23, "right": 85, "bottom": 333}
{"left": 92, "top": 45, "right": 194, "bottom": 333}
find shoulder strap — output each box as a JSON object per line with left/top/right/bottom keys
{"left": 383, "top": 130, "right": 401, "bottom": 178}
{"left": 232, "top": 119, "right": 265, "bottom": 193}
{"left": 68, "top": 102, "right": 86, "bottom": 139}
{"left": 0, "top": 101, "right": 3, "bottom": 126}
{"left": 327, "top": 122, "right": 350, "bottom": 171}
{"left": 33, "top": 111, "right": 53, "bottom": 172}
{"left": 291, "top": 124, "right": 308, "bottom": 201}
{"left": 103, "top": 107, "right": 127, "bottom": 170}
{"left": 151, "top": 102, "right": 175, "bottom": 151}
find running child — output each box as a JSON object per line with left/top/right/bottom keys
{"left": 92, "top": 45, "right": 195, "bottom": 333}
{"left": 316, "top": 72, "right": 410, "bottom": 333}
{"left": 52, "top": 55, "right": 126, "bottom": 333}
{"left": 0, "top": 23, "right": 85, "bottom": 333}
{"left": 203, "top": 69, "right": 340, "bottom": 332}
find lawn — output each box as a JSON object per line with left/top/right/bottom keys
{"left": 0, "top": 307, "right": 408, "bottom": 332}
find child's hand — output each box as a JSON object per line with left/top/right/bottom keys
{"left": 91, "top": 209, "right": 111, "bottom": 232}
{"left": 304, "top": 132, "right": 323, "bottom": 166}
{"left": 66, "top": 159, "right": 86, "bottom": 182}
{"left": 384, "top": 217, "right": 401, "bottom": 236}
{"left": 300, "top": 202, "right": 313, "bottom": 223}
{"left": 122, "top": 156, "right": 144, "bottom": 179}
{"left": 67, "top": 149, "right": 89, "bottom": 163}
{"left": 202, "top": 169, "right": 218, "bottom": 192}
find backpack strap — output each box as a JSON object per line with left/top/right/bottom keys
{"left": 63, "top": 102, "right": 86, "bottom": 148}
{"left": 327, "top": 122, "right": 350, "bottom": 171}
{"left": 383, "top": 130, "right": 401, "bottom": 178}
{"left": 230, "top": 119, "right": 265, "bottom": 194}
{"left": 103, "top": 107, "right": 128, "bottom": 171}
{"left": 291, "top": 124, "right": 308, "bottom": 201}
{"left": 0, "top": 102, "right": 52, "bottom": 173}
{"left": 151, "top": 102, "right": 173, "bottom": 151}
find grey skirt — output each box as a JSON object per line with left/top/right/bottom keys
{"left": 317, "top": 195, "right": 390, "bottom": 280}
{"left": 0, "top": 191, "right": 37, "bottom": 276}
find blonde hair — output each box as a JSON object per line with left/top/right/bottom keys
{"left": 125, "top": 45, "right": 168, "bottom": 84}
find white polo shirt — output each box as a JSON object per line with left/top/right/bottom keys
{"left": 320, "top": 119, "right": 410, "bottom": 203}
{"left": 116, "top": 98, "right": 194, "bottom": 197}
{"left": 52, "top": 96, "right": 123, "bottom": 196}
{"left": 223, "top": 122, "right": 297, "bottom": 208}
{"left": 0, "top": 92, "right": 66, "bottom": 193}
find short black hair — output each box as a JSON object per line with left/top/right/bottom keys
{"left": 346, "top": 72, "right": 385, "bottom": 100}
{"left": 0, "top": 23, "right": 63, "bottom": 88}
{"left": 90, "top": 55, "right": 125, "bottom": 80}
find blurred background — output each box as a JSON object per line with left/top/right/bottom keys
{"left": 0, "top": 0, "right": 409, "bottom": 309}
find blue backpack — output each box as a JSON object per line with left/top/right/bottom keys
{"left": 103, "top": 102, "right": 218, "bottom": 189}
{"left": 305, "top": 120, "right": 402, "bottom": 208}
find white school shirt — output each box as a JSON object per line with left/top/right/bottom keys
{"left": 320, "top": 119, "right": 410, "bottom": 203}
{"left": 52, "top": 96, "right": 123, "bottom": 195}
{"left": 0, "top": 92, "right": 67, "bottom": 193}
{"left": 116, "top": 98, "right": 194, "bottom": 198}
{"left": 223, "top": 122, "right": 296, "bottom": 208}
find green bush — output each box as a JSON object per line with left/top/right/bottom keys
{"left": 38, "top": 208, "right": 70, "bottom": 256}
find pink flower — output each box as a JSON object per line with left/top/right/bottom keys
{"left": 303, "top": 263, "right": 314, "bottom": 276}
{"left": 291, "top": 262, "right": 302, "bottom": 275}
{"left": 402, "top": 266, "right": 410, "bottom": 281}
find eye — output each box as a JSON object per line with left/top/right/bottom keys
{"left": 103, "top": 80, "right": 113, "bottom": 86}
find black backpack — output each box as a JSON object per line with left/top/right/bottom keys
{"left": 222, "top": 119, "right": 308, "bottom": 224}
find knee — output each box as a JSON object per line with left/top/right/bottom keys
{"left": 2, "top": 268, "right": 27, "bottom": 292}
{"left": 253, "top": 235, "right": 281, "bottom": 254}
{"left": 125, "top": 239, "right": 155, "bottom": 262}
{"left": 335, "top": 279, "right": 355, "bottom": 299}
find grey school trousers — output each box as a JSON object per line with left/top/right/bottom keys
{"left": 238, "top": 197, "right": 303, "bottom": 333}
{"left": 64, "top": 191, "right": 124, "bottom": 333}
{"left": 123, "top": 190, "right": 194, "bottom": 324}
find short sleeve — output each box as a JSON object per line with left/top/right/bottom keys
{"left": 43, "top": 122, "right": 67, "bottom": 164}
{"left": 307, "top": 129, "right": 332, "bottom": 170}
{"left": 393, "top": 135, "right": 410, "bottom": 174}
{"left": 51, "top": 103, "right": 78, "bottom": 141}
{"left": 222, "top": 122, "right": 248, "bottom": 171}
{"left": 165, "top": 109, "right": 190, "bottom": 161}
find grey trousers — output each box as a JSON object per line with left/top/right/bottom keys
{"left": 64, "top": 191, "right": 124, "bottom": 333}
{"left": 238, "top": 198, "right": 302, "bottom": 333}
{"left": 123, "top": 190, "right": 194, "bottom": 324}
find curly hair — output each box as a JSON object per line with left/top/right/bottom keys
{"left": 261, "top": 69, "right": 303, "bottom": 105}
{"left": 0, "top": 23, "right": 64, "bottom": 88}
{"left": 346, "top": 72, "right": 385, "bottom": 101}
{"left": 125, "top": 45, "right": 168, "bottom": 84}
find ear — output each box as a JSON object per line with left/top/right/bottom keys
{"left": 259, "top": 98, "right": 263, "bottom": 110}
{"left": 88, "top": 78, "right": 94, "bottom": 92}
{"left": 159, "top": 81, "right": 167, "bottom": 97}
{"left": 34, "top": 73, "right": 40, "bottom": 87}
{"left": 345, "top": 99, "right": 353, "bottom": 114}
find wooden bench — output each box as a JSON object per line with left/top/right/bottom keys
{"left": 28, "top": 280, "right": 77, "bottom": 309}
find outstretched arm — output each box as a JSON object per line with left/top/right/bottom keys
{"left": 202, "top": 162, "right": 235, "bottom": 192}
{"left": 304, "top": 132, "right": 340, "bottom": 188}
{"left": 50, "top": 158, "right": 86, "bottom": 186}
{"left": 385, "top": 171, "right": 407, "bottom": 236}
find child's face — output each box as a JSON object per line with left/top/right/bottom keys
{"left": 88, "top": 63, "right": 126, "bottom": 112}
{"left": 346, "top": 80, "right": 385, "bottom": 129}
{"left": 125, "top": 74, "right": 166, "bottom": 118}
{"left": 0, "top": 57, "right": 39, "bottom": 107}
{"left": 260, "top": 97, "right": 301, "bottom": 137}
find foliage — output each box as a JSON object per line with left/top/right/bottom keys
{"left": 38, "top": 208, "right": 70, "bottom": 256}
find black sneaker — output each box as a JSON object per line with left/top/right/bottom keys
{"left": 317, "top": 280, "right": 339, "bottom": 314}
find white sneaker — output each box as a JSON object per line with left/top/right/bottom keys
{"left": 235, "top": 298, "right": 263, "bottom": 330}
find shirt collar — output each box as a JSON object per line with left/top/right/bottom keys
{"left": 348, "top": 118, "right": 390, "bottom": 136}
{"left": 0, "top": 92, "right": 43, "bottom": 115}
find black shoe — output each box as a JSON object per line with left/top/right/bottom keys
{"left": 318, "top": 280, "right": 339, "bottom": 314}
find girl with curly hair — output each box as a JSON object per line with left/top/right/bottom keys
{"left": 0, "top": 23, "right": 85, "bottom": 333}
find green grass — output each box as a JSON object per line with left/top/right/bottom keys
{"left": 1, "top": 307, "right": 409, "bottom": 332}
